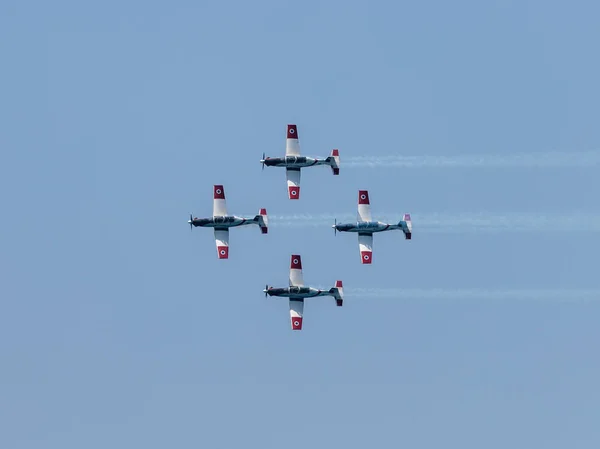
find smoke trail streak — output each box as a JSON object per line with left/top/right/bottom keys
{"left": 342, "top": 150, "right": 600, "bottom": 168}
{"left": 332, "top": 288, "right": 600, "bottom": 302}
{"left": 257, "top": 212, "right": 600, "bottom": 232}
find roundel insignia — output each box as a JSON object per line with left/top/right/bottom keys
{"left": 294, "top": 320, "right": 300, "bottom": 326}
{"left": 360, "top": 194, "right": 366, "bottom": 200}
{"left": 289, "top": 128, "right": 295, "bottom": 134}
{"left": 220, "top": 249, "right": 226, "bottom": 255}
{"left": 363, "top": 254, "right": 370, "bottom": 260}
{"left": 291, "top": 190, "right": 297, "bottom": 196}
{"left": 293, "top": 258, "right": 299, "bottom": 265}
{"left": 216, "top": 188, "right": 222, "bottom": 194}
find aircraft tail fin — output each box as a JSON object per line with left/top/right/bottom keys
{"left": 400, "top": 213, "right": 412, "bottom": 240}
{"left": 330, "top": 280, "right": 344, "bottom": 306}
{"left": 255, "top": 208, "right": 269, "bottom": 234}
{"left": 327, "top": 149, "right": 340, "bottom": 175}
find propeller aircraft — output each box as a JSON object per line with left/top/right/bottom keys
{"left": 332, "top": 190, "right": 412, "bottom": 264}
{"left": 263, "top": 255, "right": 344, "bottom": 330}
{"left": 188, "top": 185, "right": 268, "bottom": 259}
{"left": 260, "top": 124, "right": 340, "bottom": 200}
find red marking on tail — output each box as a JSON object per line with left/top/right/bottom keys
{"left": 360, "top": 251, "right": 372, "bottom": 264}
{"left": 291, "top": 317, "right": 303, "bottom": 330}
{"left": 290, "top": 255, "right": 302, "bottom": 269}
{"left": 217, "top": 246, "right": 229, "bottom": 259}
{"left": 335, "top": 280, "right": 343, "bottom": 288}
{"left": 261, "top": 227, "right": 268, "bottom": 234}
{"left": 336, "top": 299, "right": 343, "bottom": 307}
{"left": 358, "top": 190, "right": 370, "bottom": 205}
{"left": 332, "top": 149, "right": 339, "bottom": 156}
{"left": 287, "top": 124, "right": 298, "bottom": 139}
{"left": 213, "top": 185, "right": 225, "bottom": 200}
{"left": 260, "top": 208, "right": 267, "bottom": 215}
{"left": 288, "top": 186, "right": 300, "bottom": 200}
{"left": 332, "top": 168, "right": 339, "bottom": 175}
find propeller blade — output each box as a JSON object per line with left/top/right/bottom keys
{"left": 189, "top": 214, "right": 193, "bottom": 231}
{"left": 334, "top": 218, "right": 337, "bottom": 235}
{"left": 264, "top": 284, "right": 269, "bottom": 297}
{"left": 261, "top": 152, "right": 266, "bottom": 171}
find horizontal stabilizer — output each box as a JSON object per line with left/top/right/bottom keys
{"left": 332, "top": 280, "right": 344, "bottom": 306}
{"left": 329, "top": 149, "right": 340, "bottom": 175}
{"left": 402, "top": 213, "right": 412, "bottom": 239}
{"left": 256, "top": 208, "right": 269, "bottom": 234}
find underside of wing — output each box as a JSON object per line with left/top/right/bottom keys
{"left": 289, "top": 298, "right": 304, "bottom": 330}
{"left": 213, "top": 185, "right": 228, "bottom": 217}
{"left": 358, "top": 233, "right": 373, "bottom": 264}
{"left": 214, "top": 228, "right": 229, "bottom": 259}
{"left": 357, "top": 190, "right": 372, "bottom": 222}
{"left": 286, "top": 168, "right": 301, "bottom": 200}
{"left": 289, "top": 254, "right": 304, "bottom": 286}
{"left": 285, "top": 124, "right": 301, "bottom": 156}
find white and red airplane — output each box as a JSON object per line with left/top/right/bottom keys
{"left": 260, "top": 124, "right": 340, "bottom": 200}
{"left": 332, "top": 190, "right": 412, "bottom": 264}
{"left": 263, "top": 255, "right": 344, "bottom": 330}
{"left": 188, "top": 185, "right": 268, "bottom": 259}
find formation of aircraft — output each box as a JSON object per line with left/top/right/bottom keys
{"left": 187, "top": 124, "right": 412, "bottom": 330}
{"left": 332, "top": 190, "right": 412, "bottom": 264}
{"left": 263, "top": 255, "right": 343, "bottom": 330}
{"left": 260, "top": 124, "right": 340, "bottom": 199}
{"left": 188, "top": 185, "right": 268, "bottom": 259}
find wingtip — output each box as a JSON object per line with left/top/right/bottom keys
{"left": 358, "top": 190, "right": 370, "bottom": 205}
{"left": 213, "top": 185, "right": 225, "bottom": 199}
{"left": 360, "top": 251, "right": 372, "bottom": 264}
{"left": 290, "top": 255, "right": 302, "bottom": 269}
{"left": 288, "top": 186, "right": 300, "bottom": 200}
{"left": 291, "top": 316, "right": 303, "bottom": 330}
{"left": 287, "top": 124, "right": 298, "bottom": 139}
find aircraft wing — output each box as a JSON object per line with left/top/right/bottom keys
{"left": 357, "top": 190, "right": 372, "bottom": 222}
{"left": 358, "top": 233, "right": 373, "bottom": 264}
{"left": 285, "top": 124, "right": 300, "bottom": 156}
{"left": 286, "top": 168, "right": 301, "bottom": 200}
{"left": 214, "top": 228, "right": 229, "bottom": 259}
{"left": 213, "top": 185, "right": 227, "bottom": 217}
{"left": 289, "top": 254, "right": 304, "bottom": 286}
{"left": 289, "top": 298, "right": 304, "bottom": 330}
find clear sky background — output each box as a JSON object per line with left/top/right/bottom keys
{"left": 2, "top": 1, "right": 600, "bottom": 447}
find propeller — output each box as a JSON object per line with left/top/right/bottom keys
{"left": 264, "top": 284, "right": 269, "bottom": 297}
{"left": 189, "top": 214, "right": 193, "bottom": 231}
{"left": 333, "top": 218, "right": 337, "bottom": 235}
{"left": 261, "top": 152, "right": 266, "bottom": 171}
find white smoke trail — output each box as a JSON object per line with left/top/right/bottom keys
{"left": 343, "top": 150, "right": 600, "bottom": 168}
{"left": 339, "top": 288, "right": 600, "bottom": 302}
{"left": 259, "top": 212, "right": 600, "bottom": 232}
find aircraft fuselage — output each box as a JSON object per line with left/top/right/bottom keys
{"left": 262, "top": 156, "right": 331, "bottom": 169}
{"left": 334, "top": 221, "right": 403, "bottom": 233}
{"left": 265, "top": 286, "right": 334, "bottom": 299}
{"left": 190, "top": 215, "right": 257, "bottom": 228}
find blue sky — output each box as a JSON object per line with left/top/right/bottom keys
{"left": 2, "top": 0, "right": 600, "bottom": 447}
